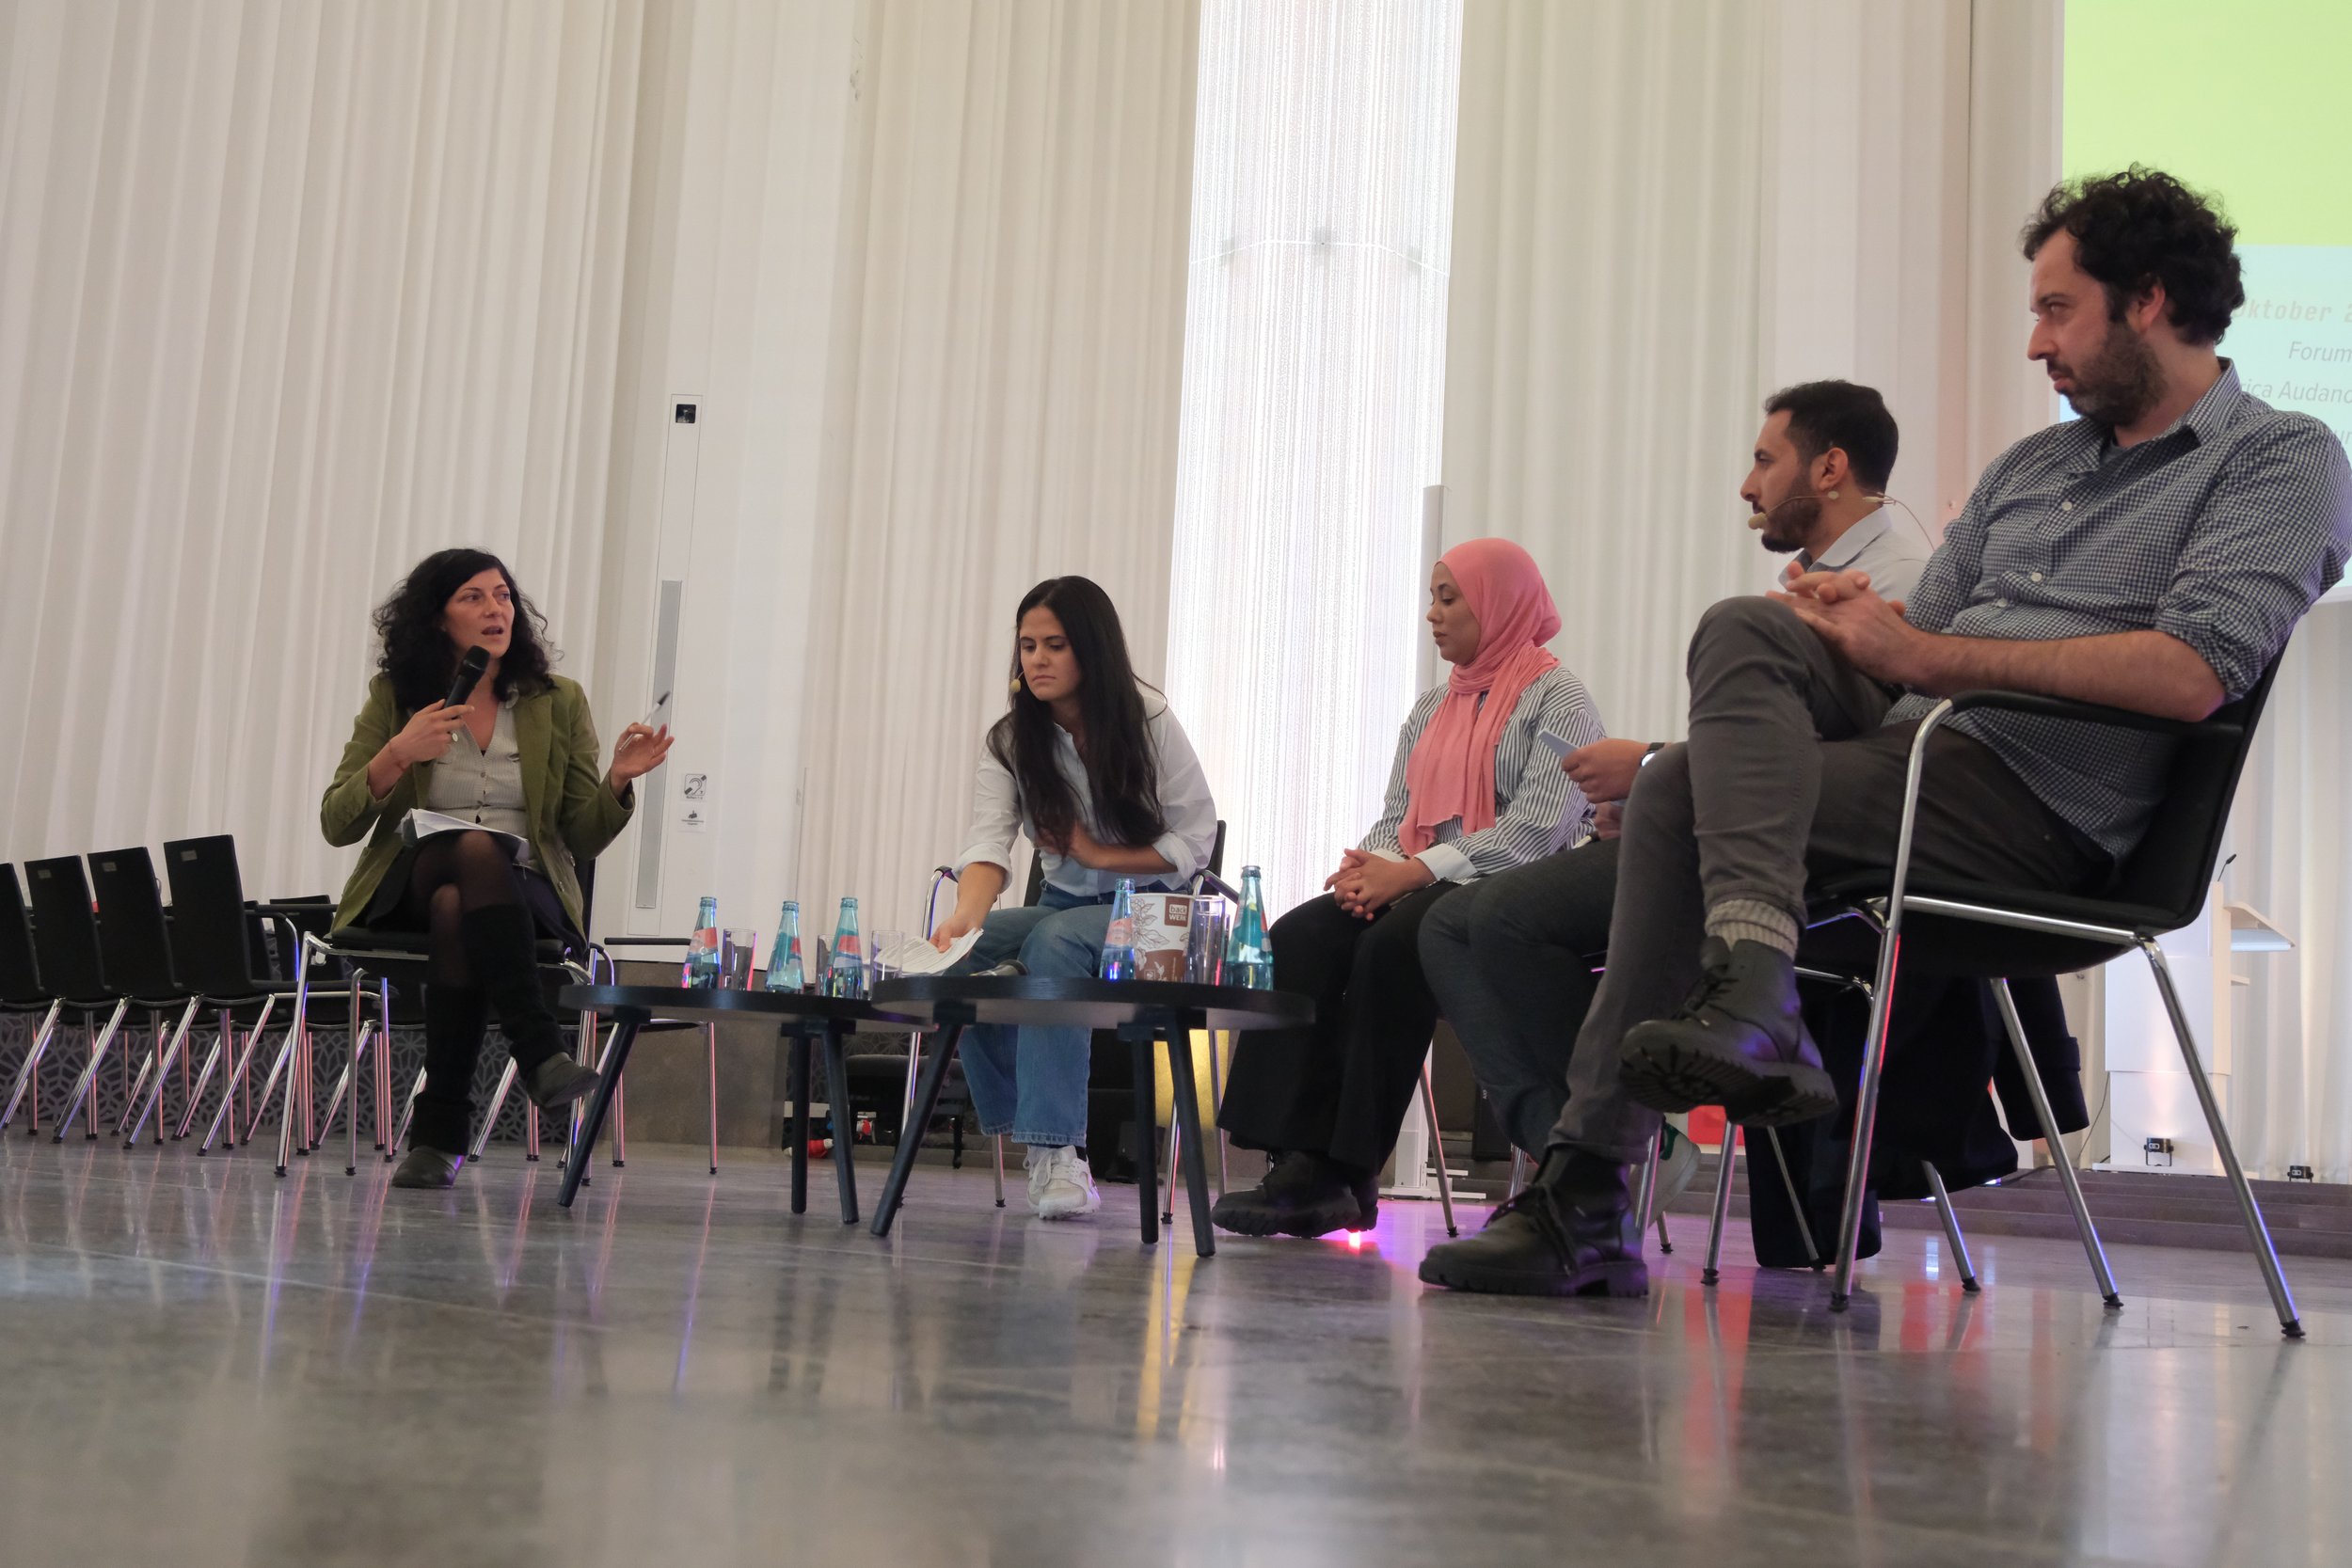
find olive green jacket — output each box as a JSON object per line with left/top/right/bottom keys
{"left": 321, "top": 674, "right": 633, "bottom": 935}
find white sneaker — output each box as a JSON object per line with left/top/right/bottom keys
{"left": 1025, "top": 1145, "right": 1101, "bottom": 1220}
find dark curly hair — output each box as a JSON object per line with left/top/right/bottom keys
{"left": 2021, "top": 166, "right": 2244, "bottom": 345}
{"left": 986, "top": 577, "right": 1166, "bottom": 853}
{"left": 373, "top": 547, "right": 556, "bottom": 713}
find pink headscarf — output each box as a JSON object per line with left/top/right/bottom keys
{"left": 1398, "top": 538, "right": 1561, "bottom": 854}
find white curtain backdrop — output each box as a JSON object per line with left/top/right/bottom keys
{"left": 0, "top": 0, "right": 643, "bottom": 898}
{"left": 791, "top": 0, "right": 1202, "bottom": 938}
{"left": 1164, "top": 0, "right": 1464, "bottom": 922}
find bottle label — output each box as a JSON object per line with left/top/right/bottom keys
{"left": 1104, "top": 916, "right": 1136, "bottom": 948}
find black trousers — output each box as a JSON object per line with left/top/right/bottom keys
{"left": 1217, "top": 882, "right": 1459, "bottom": 1173}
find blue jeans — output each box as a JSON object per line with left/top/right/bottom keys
{"left": 950, "top": 886, "right": 1114, "bottom": 1148}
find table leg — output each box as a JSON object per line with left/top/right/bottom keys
{"left": 823, "top": 1022, "right": 860, "bottom": 1225}
{"left": 1166, "top": 1024, "right": 1216, "bottom": 1259}
{"left": 788, "top": 1032, "right": 813, "bottom": 1215}
{"left": 559, "top": 1013, "right": 644, "bottom": 1209}
{"left": 1128, "top": 1029, "right": 1159, "bottom": 1246}
{"left": 872, "top": 1021, "right": 963, "bottom": 1238}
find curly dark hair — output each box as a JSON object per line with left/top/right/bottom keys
{"left": 986, "top": 577, "right": 1166, "bottom": 853}
{"left": 2021, "top": 166, "right": 2244, "bottom": 345}
{"left": 373, "top": 547, "right": 556, "bottom": 713}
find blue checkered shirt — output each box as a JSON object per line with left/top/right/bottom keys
{"left": 1885, "top": 364, "right": 2352, "bottom": 861}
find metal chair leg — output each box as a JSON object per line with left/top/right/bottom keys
{"left": 707, "top": 1022, "right": 719, "bottom": 1177}
{"left": 1991, "top": 979, "right": 2121, "bottom": 1307}
{"left": 119, "top": 1009, "right": 164, "bottom": 1137}
{"left": 375, "top": 978, "right": 393, "bottom": 1150}
{"left": 391, "top": 1069, "right": 426, "bottom": 1155}
{"left": 0, "top": 999, "right": 63, "bottom": 1132}
{"left": 473, "top": 1059, "right": 519, "bottom": 1161}
{"left": 339, "top": 1023, "right": 377, "bottom": 1175}
{"left": 121, "top": 999, "right": 203, "bottom": 1147}
{"left": 2136, "top": 944, "right": 2299, "bottom": 1337}
{"left": 992, "top": 1133, "right": 1006, "bottom": 1208}
{"left": 612, "top": 1078, "right": 627, "bottom": 1166}
{"left": 1632, "top": 1130, "right": 1660, "bottom": 1234}
{"left": 174, "top": 1010, "right": 232, "bottom": 1140}
{"left": 53, "top": 1000, "right": 131, "bottom": 1142}
{"left": 1762, "top": 1125, "right": 1822, "bottom": 1266}
{"left": 197, "top": 1006, "right": 278, "bottom": 1153}
{"left": 1507, "top": 1147, "right": 1530, "bottom": 1200}
{"left": 1829, "top": 935, "right": 1900, "bottom": 1308}
{"left": 1921, "top": 1160, "right": 1979, "bottom": 1293}
{"left": 1421, "top": 1056, "right": 1456, "bottom": 1238}
{"left": 1702, "top": 1125, "right": 1740, "bottom": 1286}
{"left": 1160, "top": 1108, "right": 1181, "bottom": 1227}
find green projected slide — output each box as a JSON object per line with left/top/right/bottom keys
{"left": 2066, "top": 0, "right": 2352, "bottom": 454}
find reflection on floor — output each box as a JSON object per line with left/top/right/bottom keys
{"left": 0, "top": 1137, "right": 2344, "bottom": 1567}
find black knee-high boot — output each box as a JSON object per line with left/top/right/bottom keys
{"left": 464, "top": 905, "right": 599, "bottom": 1112}
{"left": 408, "top": 983, "right": 488, "bottom": 1158}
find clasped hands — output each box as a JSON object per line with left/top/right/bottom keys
{"left": 1326, "top": 847, "right": 1434, "bottom": 920}
{"left": 1769, "top": 564, "right": 1922, "bottom": 684}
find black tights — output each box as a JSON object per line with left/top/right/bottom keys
{"left": 404, "top": 832, "right": 522, "bottom": 988}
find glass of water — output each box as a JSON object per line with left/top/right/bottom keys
{"left": 869, "top": 929, "right": 907, "bottom": 993}
{"left": 1185, "top": 900, "right": 1229, "bottom": 986}
{"left": 720, "top": 928, "right": 757, "bottom": 989}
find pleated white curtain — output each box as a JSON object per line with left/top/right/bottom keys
{"left": 1163, "top": 0, "right": 1464, "bottom": 922}
{"left": 0, "top": 0, "right": 642, "bottom": 899}
{"left": 791, "top": 0, "right": 1202, "bottom": 936}
{"left": 1443, "top": 0, "right": 1772, "bottom": 747}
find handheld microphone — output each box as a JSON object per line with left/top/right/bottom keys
{"left": 443, "top": 645, "right": 490, "bottom": 709}
{"left": 975, "top": 959, "right": 1027, "bottom": 978}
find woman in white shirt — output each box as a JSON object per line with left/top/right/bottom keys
{"left": 1214, "top": 539, "right": 1601, "bottom": 1239}
{"left": 932, "top": 576, "right": 1219, "bottom": 1220}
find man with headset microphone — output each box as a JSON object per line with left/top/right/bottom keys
{"left": 1414, "top": 380, "right": 1930, "bottom": 1206}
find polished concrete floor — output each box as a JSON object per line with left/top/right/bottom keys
{"left": 1, "top": 1136, "right": 2345, "bottom": 1568}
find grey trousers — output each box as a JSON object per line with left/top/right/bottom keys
{"left": 1551, "top": 597, "right": 2105, "bottom": 1163}
{"left": 1418, "top": 837, "right": 1618, "bottom": 1157}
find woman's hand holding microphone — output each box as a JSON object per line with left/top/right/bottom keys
{"left": 366, "top": 703, "right": 471, "bottom": 799}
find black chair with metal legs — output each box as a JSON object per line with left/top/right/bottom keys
{"left": 1790, "top": 665, "right": 2300, "bottom": 1336}
{"left": 10, "top": 857, "right": 139, "bottom": 1142}
{"left": 149, "top": 837, "right": 392, "bottom": 1167}
{"left": 0, "top": 865, "right": 71, "bottom": 1134}
{"left": 81, "top": 846, "right": 246, "bottom": 1149}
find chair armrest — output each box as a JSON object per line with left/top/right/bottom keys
{"left": 1191, "top": 869, "right": 1238, "bottom": 902}
{"left": 1940, "top": 689, "right": 2238, "bottom": 741}
{"left": 598, "top": 936, "right": 690, "bottom": 948}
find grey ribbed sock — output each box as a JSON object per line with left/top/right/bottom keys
{"left": 1705, "top": 898, "right": 1799, "bottom": 958}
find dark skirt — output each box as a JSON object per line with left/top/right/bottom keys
{"left": 359, "top": 840, "right": 580, "bottom": 952}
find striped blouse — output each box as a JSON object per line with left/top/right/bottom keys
{"left": 1360, "top": 666, "right": 1606, "bottom": 882}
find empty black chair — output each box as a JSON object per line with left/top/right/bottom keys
{"left": 1788, "top": 662, "right": 2300, "bottom": 1335}
{"left": 156, "top": 836, "right": 390, "bottom": 1166}
{"left": 10, "top": 856, "right": 134, "bottom": 1141}
{"left": 82, "top": 847, "right": 222, "bottom": 1147}
{"left": 0, "top": 865, "right": 68, "bottom": 1131}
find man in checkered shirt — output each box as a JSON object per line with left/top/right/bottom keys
{"left": 1424, "top": 167, "right": 2352, "bottom": 1300}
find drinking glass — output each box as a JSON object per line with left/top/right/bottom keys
{"left": 869, "top": 929, "right": 907, "bottom": 993}
{"left": 1185, "top": 900, "right": 1229, "bottom": 985}
{"left": 720, "top": 928, "right": 757, "bottom": 989}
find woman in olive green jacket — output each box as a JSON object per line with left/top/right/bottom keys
{"left": 325, "top": 548, "right": 672, "bottom": 1188}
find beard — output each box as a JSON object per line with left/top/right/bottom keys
{"left": 1754, "top": 478, "right": 1820, "bottom": 554}
{"left": 2056, "top": 317, "right": 2164, "bottom": 429}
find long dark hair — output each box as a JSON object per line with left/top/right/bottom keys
{"left": 373, "top": 547, "right": 556, "bottom": 713}
{"left": 987, "top": 577, "right": 1166, "bottom": 850}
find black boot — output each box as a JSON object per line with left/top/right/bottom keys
{"left": 407, "top": 982, "right": 489, "bottom": 1162}
{"left": 463, "top": 906, "right": 600, "bottom": 1113}
{"left": 1417, "top": 1148, "right": 1646, "bottom": 1297}
{"left": 1617, "top": 938, "right": 1836, "bottom": 1127}
{"left": 1210, "top": 1151, "right": 1378, "bottom": 1238}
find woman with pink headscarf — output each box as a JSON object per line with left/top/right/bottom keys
{"left": 1214, "top": 539, "right": 1605, "bottom": 1239}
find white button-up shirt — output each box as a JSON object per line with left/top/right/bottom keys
{"left": 955, "top": 689, "right": 1219, "bottom": 898}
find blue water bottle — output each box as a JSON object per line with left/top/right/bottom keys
{"left": 1227, "top": 866, "right": 1273, "bottom": 989}
{"left": 829, "top": 897, "right": 866, "bottom": 999}
{"left": 1097, "top": 879, "right": 1138, "bottom": 980}
{"left": 686, "top": 896, "right": 721, "bottom": 987}
{"left": 765, "top": 900, "right": 804, "bottom": 992}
